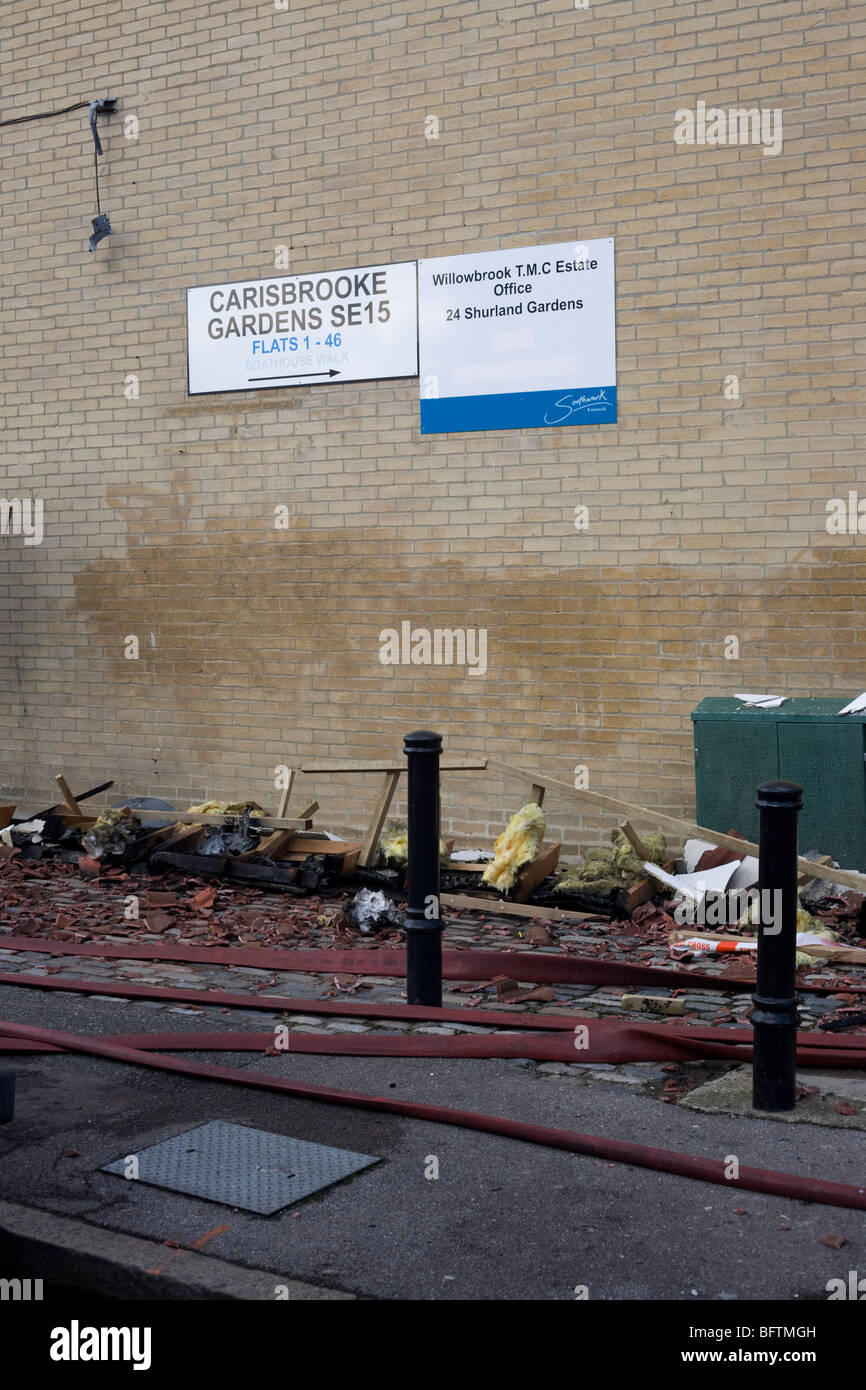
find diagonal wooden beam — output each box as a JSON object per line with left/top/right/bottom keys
{"left": 55, "top": 774, "right": 81, "bottom": 816}
{"left": 358, "top": 770, "right": 401, "bottom": 867}
{"left": 618, "top": 818, "right": 653, "bottom": 861}
{"left": 277, "top": 768, "right": 295, "bottom": 819}
{"left": 486, "top": 756, "right": 866, "bottom": 894}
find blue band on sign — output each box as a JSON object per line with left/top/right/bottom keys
{"left": 420, "top": 386, "right": 617, "bottom": 434}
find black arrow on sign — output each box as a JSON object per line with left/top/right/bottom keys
{"left": 247, "top": 369, "right": 342, "bottom": 382}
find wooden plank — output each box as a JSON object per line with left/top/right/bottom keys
{"left": 486, "top": 756, "right": 866, "bottom": 893}
{"left": 151, "top": 825, "right": 204, "bottom": 855}
{"left": 277, "top": 837, "right": 363, "bottom": 857}
{"left": 148, "top": 809, "right": 315, "bottom": 831}
{"left": 56, "top": 810, "right": 317, "bottom": 831}
{"left": 274, "top": 836, "right": 362, "bottom": 879}
{"left": 0, "top": 805, "right": 15, "bottom": 830}
{"left": 618, "top": 818, "right": 653, "bottom": 862}
{"left": 617, "top": 859, "right": 676, "bottom": 914}
{"left": 300, "top": 759, "right": 488, "bottom": 774}
{"left": 513, "top": 842, "right": 561, "bottom": 902}
{"left": 797, "top": 853, "right": 834, "bottom": 886}
{"left": 441, "top": 892, "right": 596, "bottom": 926}
{"left": 339, "top": 849, "right": 360, "bottom": 878}
{"left": 358, "top": 770, "right": 400, "bottom": 867}
{"left": 277, "top": 769, "right": 295, "bottom": 819}
{"left": 237, "top": 829, "right": 295, "bottom": 862}
{"left": 529, "top": 782, "right": 546, "bottom": 807}
{"left": 55, "top": 774, "right": 81, "bottom": 816}
{"left": 239, "top": 830, "right": 357, "bottom": 864}
{"left": 130, "top": 824, "right": 187, "bottom": 856}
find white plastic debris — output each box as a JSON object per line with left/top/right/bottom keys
{"left": 683, "top": 838, "right": 716, "bottom": 872}
{"left": 10, "top": 818, "right": 45, "bottom": 839}
{"left": 642, "top": 860, "right": 739, "bottom": 902}
{"left": 728, "top": 857, "right": 760, "bottom": 889}
{"left": 682, "top": 838, "right": 758, "bottom": 889}
{"left": 734, "top": 693, "right": 788, "bottom": 709}
{"left": 1, "top": 818, "right": 45, "bottom": 845}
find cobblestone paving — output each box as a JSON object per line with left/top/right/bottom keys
{"left": 0, "top": 860, "right": 862, "bottom": 1087}
{"left": 3, "top": 856, "right": 861, "bottom": 1050}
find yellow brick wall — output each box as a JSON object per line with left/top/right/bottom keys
{"left": 1, "top": 0, "right": 863, "bottom": 851}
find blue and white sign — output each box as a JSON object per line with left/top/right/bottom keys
{"left": 418, "top": 239, "right": 615, "bottom": 433}
{"left": 187, "top": 261, "right": 418, "bottom": 395}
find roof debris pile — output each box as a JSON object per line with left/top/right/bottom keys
{"left": 3, "top": 759, "right": 866, "bottom": 1036}
{"left": 5, "top": 752, "right": 866, "bottom": 1225}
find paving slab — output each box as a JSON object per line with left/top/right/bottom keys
{"left": 682, "top": 1065, "right": 866, "bottom": 1129}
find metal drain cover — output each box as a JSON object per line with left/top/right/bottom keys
{"left": 102, "top": 1121, "right": 380, "bottom": 1214}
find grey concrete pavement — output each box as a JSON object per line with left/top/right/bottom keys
{"left": 1, "top": 984, "right": 864, "bottom": 1301}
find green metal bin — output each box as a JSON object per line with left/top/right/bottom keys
{"left": 691, "top": 697, "right": 866, "bottom": 869}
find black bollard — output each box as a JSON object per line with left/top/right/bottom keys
{"left": 404, "top": 729, "right": 443, "bottom": 1007}
{"left": 751, "top": 779, "right": 803, "bottom": 1112}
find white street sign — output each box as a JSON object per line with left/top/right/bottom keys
{"left": 187, "top": 261, "right": 418, "bottom": 395}
{"left": 418, "top": 238, "right": 615, "bottom": 432}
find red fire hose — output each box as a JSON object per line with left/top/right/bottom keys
{"left": 3, "top": 969, "right": 866, "bottom": 1066}
{"left": 2, "top": 1019, "right": 865, "bottom": 1212}
{"left": 0, "top": 932, "right": 861, "bottom": 995}
{"left": 3, "top": 1022, "right": 866, "bottom": 1067}
{"left": 3, "top": 930, "right": 865, "bottom": 1210}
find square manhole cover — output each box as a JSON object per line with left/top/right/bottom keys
{"left": 102, "top": 1120, "right": 380, "bottom": 1214}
